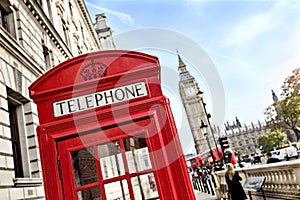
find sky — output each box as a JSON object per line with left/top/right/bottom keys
{"left": 85, "top": 0, "right": 300, "bottom": 154}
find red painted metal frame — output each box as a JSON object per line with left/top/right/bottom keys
{"left": 29, "top": 50, "right": 195, "bottom": 200}
{"left": 58, "top": 117, "right": 158, "bottom": 200}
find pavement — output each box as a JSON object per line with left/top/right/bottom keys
{"left": 190, "top": 176, "right": 217, "bottom": 200}
{"left": 194, "top": 190, "right": 217, "bottom": 200}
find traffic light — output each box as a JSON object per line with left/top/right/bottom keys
{"left": 224, "top": 151, "right": 232, "bottom": 164}
{"left": 219, "top": 136, "right": 229, "bottom": 155}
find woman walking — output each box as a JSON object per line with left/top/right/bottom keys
{"left": 225, "top": 163, "right": 247, "bottom": 200}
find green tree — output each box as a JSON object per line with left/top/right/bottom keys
{"left": 265, "top": 68, "right": 300, "bottom": 141}
{"left": 257, "top": 129, "right": 287, "bottom": 152}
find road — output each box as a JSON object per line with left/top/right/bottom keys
{"left": 194, "top": 190, "right": 217, "bottom": 200}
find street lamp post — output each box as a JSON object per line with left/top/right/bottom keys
{"left": 197, "top": 91, "right": 221, "bottom": 165}
{"left": 206, "top": 113, "right": 222, "bottom": 166}
{"left": 200, "top": 120, "right": 216, "bottom": 164}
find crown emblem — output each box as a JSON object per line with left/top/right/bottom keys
{"left": 80, "top": 60, "right": 108, "bottom": 81}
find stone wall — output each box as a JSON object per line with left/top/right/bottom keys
{"left": 214, "top": 159, "right": 300, "bottom": 200}
{"left": 0, "top": 0, "right": 103, "bottom": 199}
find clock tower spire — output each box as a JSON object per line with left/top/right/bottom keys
{"left": 177, "top": 50, "right": 187, "bottom": 73}
{"left": 177, "top": 52, "right": 212, "bottom": 155}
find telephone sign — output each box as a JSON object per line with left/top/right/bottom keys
{"left": 53, "top": 81, "right": 147, "bottom": 117}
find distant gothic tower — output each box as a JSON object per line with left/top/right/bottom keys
{"left": 271, "top": 89, "right": 281, "bottom": 116}
{"left": 177, "top": 52, "right": 212, "bottom": 154}
{"left": 272, "top": 89, "right": 278, "bottom": 102}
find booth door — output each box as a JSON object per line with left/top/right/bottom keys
{"left": 57, "top": 120, "right": 160, "bottom": 200}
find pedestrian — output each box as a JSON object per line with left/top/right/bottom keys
{"left": 201, "top": 168, "right": 210, "bottom": 194}
{"left": 225, "top": 163, "right": 247, "bottom": 200}
{"left": 260, "top": 154, "right": 267, "bottom": 164}
{"left": 266, "top": 152, "right": 280, "bottom": 164}
{"left": 192, "top": 169, "right": 201, "bottom": 190}
{"left": 192, "top": 171, "right": 199, "bottom": 190}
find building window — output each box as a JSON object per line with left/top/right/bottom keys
{"left": 77, "top": 44, "right": 82, "bottom": 55}
{"left": 0, "top": 5, "right": 9, "bottom": 31}
{"left": 43, "top": 45, "right": 51, "bottom": 70}
{"left": 46, "top": 0, "right": 53, "bottom": 22}
{"left": 0, "top": 2, "right": 15, "bottom": 37}
{"left": 69, "top": 2, "right": 73, "bottom": 17}
{"left": 81, "top": 25, "right": 84, "bottom": 40}
{"left": 36, "top": 0, "right": 42, "bottom": 6}
{"left": 62, "top": 23, "right": 70, "bottom": 47}
{"left": 9, "top": 102, "right": 24, "bottom": 178}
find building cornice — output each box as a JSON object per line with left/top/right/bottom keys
{"left": 76, "top": 0, "right": 101, "bottom": 49}
{"left": 22, "top": 0, "right": 73, "bottom": 59}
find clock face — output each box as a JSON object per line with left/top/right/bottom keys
{"left": 185, "top": 87, "right": 196, "bottom": 96}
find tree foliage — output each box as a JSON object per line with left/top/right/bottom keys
{"left": 257, "top": 129, "right": 287, "bottom": 151}
{"left": 265, "top": 68, "right": 300, "bottom": 141}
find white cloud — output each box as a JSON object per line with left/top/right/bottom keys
{"left": 222, "top": 1, "right": 299, "bottom": 48}
{"left": 85, "top": 1, "right": 136, "bottom": 27}
{"left": 222, "top": 14, "right": 273, "bottom": 47}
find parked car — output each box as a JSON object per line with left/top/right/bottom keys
{"left": 285, "top": 146, "right": 299, "bottom": 160}
{"left": 272, "top": 146, "right": 299, "bottom": 161}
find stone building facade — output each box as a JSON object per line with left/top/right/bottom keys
{"left": 223, "top": 119, "right": 268, "bottom": 155}
{"left": 0, "top": 0, "right": 113, "bottom": 199}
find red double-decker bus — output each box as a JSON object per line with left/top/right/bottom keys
{"left": 200, "top": 146, "right": 223, "bottom": 164}
{"left": 186, "top": 147, "right": 237, "bottom": 171}
{"left": 186, "top": 155, "right": 203, "bottom": 172}
{"left": 201, "top": 147, "right": 237, "bottom": 166}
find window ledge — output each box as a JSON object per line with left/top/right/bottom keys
{"left": 13, "top": 178, "right": 43, "bottom": 187}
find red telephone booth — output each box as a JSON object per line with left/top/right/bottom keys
{"left": 29, "top": 50, "right": 195, "bottom": 200}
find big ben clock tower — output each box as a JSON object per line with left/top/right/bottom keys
{"left": 177, "top": 52, "right": 211, "bottom": 155}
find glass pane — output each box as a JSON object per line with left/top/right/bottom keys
{"left": 123, "top": 135, "right": 152, "bottom": 173}
{"left": 77, "top": 186, "right": 102, "bottom": 200}
{"left": 131, "top": 173, "right": 159, "bottom": 200}
{"left": 71, "top": 147, "right": 98, "bottom": 187}
{"left": 105, "top": 180, "right": 130, "bottom": 200}
{"left": 98, "top": 141, "right": 125, "bottom": 180}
